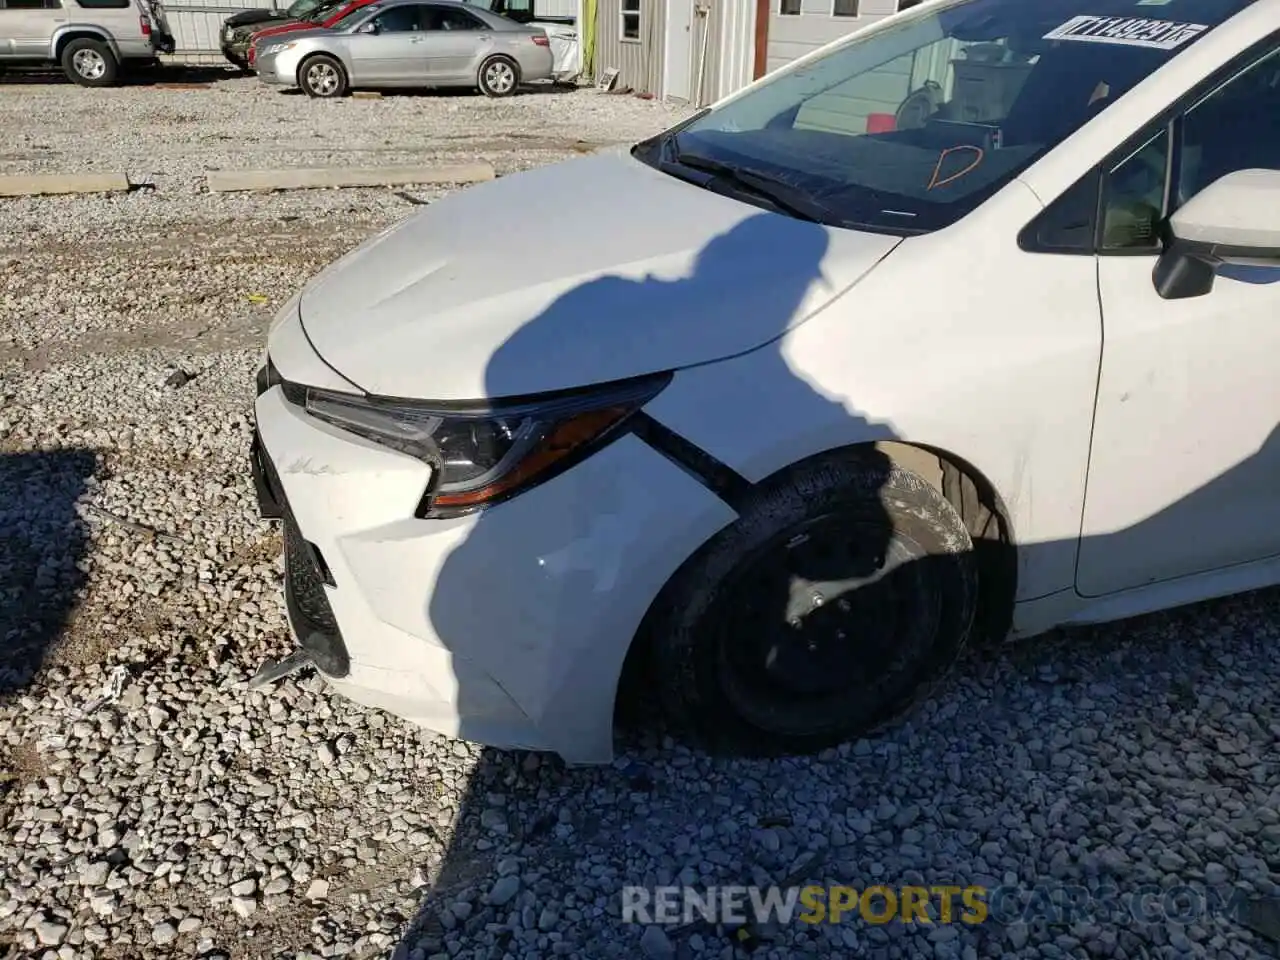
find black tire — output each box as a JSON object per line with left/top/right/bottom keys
{"left": 477, "top": 55, "right": 519, "bottom": 97}
{"left": 297, "top": 54, "right": 348, "bottom": 98}
{"left": 645, "top": 448, "right": 977, "bottom": 757}
{"left": 61, "top": 38, "right": 119, "bottom": 87}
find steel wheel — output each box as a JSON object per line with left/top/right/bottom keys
{"left": 714, "top": 512, "right": 934, "bottom": 738}
{"left": 643, "top": 451, "right": 979, "bottom": 756}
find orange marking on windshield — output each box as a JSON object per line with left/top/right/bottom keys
{"left": 927, "top": 145, "right": 986, "bottom": 191}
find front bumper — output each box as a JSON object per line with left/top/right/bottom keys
{"left": 221, "top": 37, "right": 249, "bottom": 64}
{"left": 253, "top": 56, "right": 293, "bottom": 86}
{"left": 250, "top": 372, "right": 736, "bottom": 763}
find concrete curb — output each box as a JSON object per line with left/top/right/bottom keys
{"left": 205, "top": 163, "right": 496, "bottom": 193}
{"left": 0, "top": 173, "right": 131, "bottom": 198}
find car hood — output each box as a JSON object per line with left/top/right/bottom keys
{"left": 253, "top": 18, "right": 314, "bottom": 37}
{"left": 298, "top": 151, "right": 902, "bottom": 401}
{"left": 225, "top": 8, "right": 283, "bottom": 28}
{"left": 265, "top": 26, "right": 333, "bottom": 42}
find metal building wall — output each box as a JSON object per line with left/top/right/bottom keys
{"left": 593, "top": 0, "right": 664, "bottom": 94}
{"left": 161, "top": 0, "right": 277, "bottom": 62}
{"left": 691, "top": 0, "right": 756, "bottom": 106}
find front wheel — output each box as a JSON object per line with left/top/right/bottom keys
{"left": 477, "top": 55, "right": 519, "bottom": 97}
{"left": 61, "top": 38, "right": 119, "bottom": 87}
{"left": 646, "top": 449, "right": 978, "bottom": 756}
{"left": 298, "top": 54, "right": 348, "bottom": 98}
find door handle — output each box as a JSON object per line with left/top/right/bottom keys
{"left": 409, "top": 36, "right": 424, "bottom": 42}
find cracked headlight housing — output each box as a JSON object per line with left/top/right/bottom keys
{"left": 303, "top": 374, "right": 671, "bottom": 517}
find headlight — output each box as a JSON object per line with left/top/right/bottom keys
{"left": 264, "top": 41, "right": 296, "bottom": 55}
{"left": 302, "top": 373, "right": 671, "bottom": 517}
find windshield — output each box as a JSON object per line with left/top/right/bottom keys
{"left": 286, "top": 0, "right": 325, "bottom": 18}
{"left": 301, "top": 0, "right": 343, "bottom": 21}
{"left": 331, "top": 1, "right": 377, "bottom": 30}
{"left": 642, "top": 0, "right": 1254, "bottom": 234}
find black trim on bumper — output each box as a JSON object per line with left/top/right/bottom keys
{"left": 250, "top": 408, "right": 351, "bottom": 680}
{"left": 629, "top": 412, "right": 753, "bottom": 512}
{"left": 282, "top": 514, "right": 350, "bottom": 678}
{"left": 250, "top": 431, "right": 284, "bottom": 520}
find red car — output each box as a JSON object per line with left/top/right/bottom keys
{"left": 246, "top": 0, "right": 377, "bottom": 68}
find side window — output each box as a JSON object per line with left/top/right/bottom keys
{"left": 372, "top": 4, "right": 421, "bottom": 31}
{"left": 5, "top": 0, "right": 62, "bottom": 8}
{"left": 1018, "top": 168, "right": 1100, "bottom": 254}
{"left": 1176, "top": 47, "right": 1280, "bottom": 207}
{"left": 1100, "top": 127, "right": 1170, "bottom": 252}
{"left": 1097, "top": 43, "right": 1280, "bottom": 253}
{"left": 71, "top": 0, "right": 128, "bottom": 7}
{"left": 434, "top": 7, "right": 483, "bottom": 29}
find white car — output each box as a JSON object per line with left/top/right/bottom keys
{"left": 250, "top": 0, "right": 1280, "bottom": 764}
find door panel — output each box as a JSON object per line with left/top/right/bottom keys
{"left": 347, "top": 3, "right": 430, "bottom": 83}
{"left": 423, "top": 4, "right": 486, "bottom": 81}
{"left": 663, "top": 0, "right": 692, "bottom": 102}
{"left": 1077, "top": 46, "right": 1280, "bottom": 597}
{"left": 1, "top": 0, "right": 58, "bottom": 57}
{"left": 1080, "top": 259, "right": 1280, "bottom": 596}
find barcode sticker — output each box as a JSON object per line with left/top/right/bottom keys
{"left": 1043, "top": 15, "right": 1209, "bottom": 50}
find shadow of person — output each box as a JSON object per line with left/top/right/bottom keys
{"left": 0, "top": 449, "right": 95, "bottom": 698}
{"left": 392, "top": 210, "right": 943, "bottom": 954}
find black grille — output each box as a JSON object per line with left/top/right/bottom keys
{"left": 283, "top": 515, "right": 340, "bottom": 633}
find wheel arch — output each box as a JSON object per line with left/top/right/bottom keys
{"left": 613, "top": 437, "right": 1017, "bottom": 729}
{"left": 53, "top": 28, "right": 121, "bottom": 62}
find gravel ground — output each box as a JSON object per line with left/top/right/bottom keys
{"left": 3, "top": 73, "right": 1280, "bottom": 960}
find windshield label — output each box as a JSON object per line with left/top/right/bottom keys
{"left": 1043, "top": 15, "right": 1208, "bottom": 50}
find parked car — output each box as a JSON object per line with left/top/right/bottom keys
{"left": 246, "top": 0, "right": 378, "bottom": 69}
{"left": 220, "top": 0, "right": 343, "bottom": 70}
{"left": 249, "top": 0, "right": 1280, "bottom": 765}
{"left": 0, "top": 0, "right": 174, "bottom": 86}
{"left": 254, "top": 0, "right": 553, "bottom": 98}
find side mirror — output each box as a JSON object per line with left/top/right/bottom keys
{"left": 356, "top": 19, "right": 379, "bottom": 33}
{"left": 1154, "top": 168, "right": 1280, "bottom": 300}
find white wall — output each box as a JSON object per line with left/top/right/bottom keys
{"left": 709, "top": 0, "right": 755, "bottom": 105}
{"left": 163, "top": 0, "right": 276, "bottom": 61}
{"left": 536, "top": 0, "right": 578, "bottom": 15}
{"left": 767, "top": 0, "right": 901, "bottom": 73}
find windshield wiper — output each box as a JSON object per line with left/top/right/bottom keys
{"left": 662, "top": 136, "right": 837, "bottom": 226}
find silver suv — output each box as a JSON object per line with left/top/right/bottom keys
{"left": 0, "top": 0, "right": 175, "bottom": 86}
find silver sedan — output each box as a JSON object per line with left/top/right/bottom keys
{"left": 255, "top": 0, "right": 554, "bottom": 98}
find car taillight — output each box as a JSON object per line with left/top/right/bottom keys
{"left": 140, "top": 15, "right": 152, "bottom": 35}
{"left": 532, "top": 34, "right": 549, "bottom": 46}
